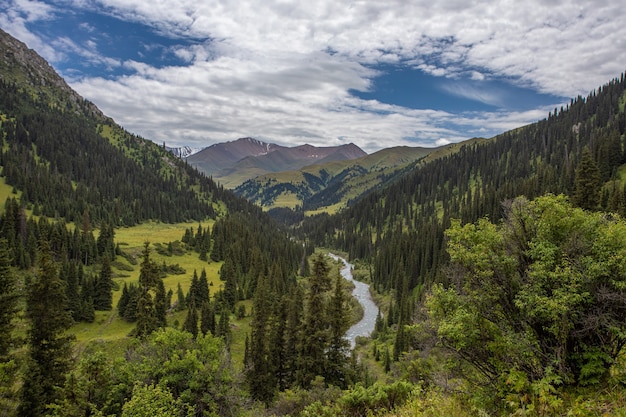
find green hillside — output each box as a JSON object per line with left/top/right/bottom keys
{"left": 236, "top": 145, "right": 452, "bottom": 214}
{"left": 2, "top": 25, "right": 626, "bottom": 417}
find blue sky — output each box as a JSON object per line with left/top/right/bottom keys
{"left": 2, "top": 1, "right": 626, "bottom": 153}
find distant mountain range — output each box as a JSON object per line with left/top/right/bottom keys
{"left": 234, "top": 143, "right": 462, "bottom": 213}
{"left": 165, "top": 145, "right": 202, "bottom": 158}
{"left": 186, "top": 138, "right": 367, "bottom": 188}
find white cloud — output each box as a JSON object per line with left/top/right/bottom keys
{"left": 3, "top": 0, "right": 626, "bottom": 152}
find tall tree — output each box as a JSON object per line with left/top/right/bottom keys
{"left": 246, "top": 273, "right": 275, "bottom": 404}
{"left": 573, "top": 147, "right": 601, "bottom": 210}
{"left": 326, "top": 272, "right": 350, "bottom": 387}
{"left": 200, "top": 301, "right": 215, "bottom": 336}
{"left": 297, "top": 253, "right": 331, "bottom": 387}
{"left": 18, "top": 239, "right": 74, "bottom": 416}
{"left": 182, "top": 306, "right": 198, "bottom": 339}
{"left": 93, "top": 255, "right": 113, "bottom": 311}
{"left": 0, "top": 238, "right": 18, "bottom": 359}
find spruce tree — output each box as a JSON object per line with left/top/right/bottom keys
{"left": 154, "top": 279, "right": 167, "bottom": 328}
{"left": 297, "top": 253, "right": 330, "bottom": 387}
{"left": 198, "top": 269, "right": 210, "bottom": 304}
{"left": 93, "top": 255, "right": 113, "bottom": 311}
{"left": 64, "top": 259, "right": 81, "bottom": 321}
{"left": 326, "top": 272, "right": 350, "bottom": 387}
{"left": 221, "top": 258, "right": 238, "bottom": 311}
{"left": 182, "top": 306, "right": 198, "bottom": 338}
{"left": 246, "top": 273, "right": 275, "bottom": 404}
{"left": 573, "top": 147, "right": 601, "bottom": 210}
{"left": 0, "top": 238, "right": 18, "bottom": 359}
{"left": 175, "top": 282, "right": 186, "bottom": 311}
{"left": 135, "top": 287, "right": 157, "bottom": 339}
{"left": 200, "top": 301, "right": 215, "bottom": 336}
{"left": 18, "top": 239, "right": 74, "bottom": 417}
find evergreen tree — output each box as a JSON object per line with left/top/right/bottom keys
{"left": 64, "top": 259, "right": 81, "bottom": 321}
{"left": 182, "top": 306, "right": 198, "bottom": 338}
{"left": 93, "top": 255, "right": 113, "bottom": 310}
{"left": 135, "top": 287, "right": 157, "bottom": 339}
{"left": 573, "top": 147, "right": 601, "bottom": 210}
{"left": 326, "top": 272, "right": 350, "bottom": 387}
{"left": 200, "top": 301, "right": 215, "bottom": 336}
{"left": 18, "top": 239, "right": 74, "bottom": 417}
{"left": 186, "top": 270, "right": 200, "bottom": 308}
{"left": 0, "top": 238, "right": 18, "bottom": 359}
{"left": 122, "top": 284, "right": 140, "bottom": 323}
{"left": 154, "top": 278, "right": 167, "bottom": 328}
{"left": 175, "top": 282, "right": 186, "bottom": 311}
{"left": 246, "top": 273, "right": 275, "bottom": 404}
{"left": 297, "top": 253, "right": 330, "bottom": 387}
{"left": 138, "top": 242, "right": 159, "bottom": 289}
{"left": 221, "top": 258, "right": 238, "bottom": 311}
{"left": 79, "top": 275, "right": 95, "bottom": 322}
{"left": 118, "top": 283, "right": 130, "bottom": 318}
{"left": 283, "top": 285, "right": 303, "bottom": 388}
{"left": 198, "top": 269, "right": 210, "bottom": 304}
{"left": 216, "top": 305, "right": 231, "bottom": 343}
{"left": 135, "top": 243, "right": 161, "bottom": 338}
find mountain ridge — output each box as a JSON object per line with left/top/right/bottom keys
{"left": 187, "top": 138, "right": 367, "bottom": 187}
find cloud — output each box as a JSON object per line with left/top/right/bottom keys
{"left": 3, "top": 0, "right": 626, "bottom": 153}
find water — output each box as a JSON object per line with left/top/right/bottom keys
{"left": 329, "top": 254, "right": 379, "bottom": 349}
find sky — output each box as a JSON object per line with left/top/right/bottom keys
{"left": 2, "top": 0, "right": 626, "bottom": 153}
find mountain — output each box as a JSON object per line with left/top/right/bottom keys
{"left": 165, "top": 145, "right": 203, "bottom": 158}
{"left": 0, "top": 28, "right": 104, "bottom": 120}
{"left": 306, "top": 72, "right": 626, "bottom": 294}
{"left": 235, "top": 144, "right": 455, "bottom": 213}
{"left": 186, "top": 138, "right": 367, "bottom": 187}
{"left": 0, "top": 28, "right": 261, "bottom": 226}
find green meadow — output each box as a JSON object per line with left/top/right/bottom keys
{"left": 68, "top": 220, "right": 255, "bottom": 366}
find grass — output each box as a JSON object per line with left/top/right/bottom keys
{"left": 69, "top": 220, "right": 229, "bottom": 352}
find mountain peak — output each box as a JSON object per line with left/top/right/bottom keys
{"left": 187, "top": 140, "right": 366, "bottom": 187}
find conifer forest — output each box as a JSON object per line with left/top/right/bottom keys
{"left": 2, "top": 27, "right": 626, "bottom": 416}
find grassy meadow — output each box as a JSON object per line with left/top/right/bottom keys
{"left": 68, "top": 220, "right": 254, "bottom": 366}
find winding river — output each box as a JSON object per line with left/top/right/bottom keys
{"left": 329, "top": 254, "right": 379, "bottom": 349}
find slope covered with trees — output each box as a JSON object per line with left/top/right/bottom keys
{"left": 305, "top": 73, "right": 626, "bottom": 299}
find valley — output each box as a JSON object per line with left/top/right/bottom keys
{"left": 2, "top": 26, "right": 626, "bottom": 417}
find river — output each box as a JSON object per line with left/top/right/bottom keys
{"left": 329, "top": 254, "right": 379, "bottom": 349}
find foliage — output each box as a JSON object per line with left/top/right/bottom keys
{"left": 121, "top": 383, "right": 194, "bottom": 417}
{"left": 18, "top": 239, "right": 74, "bottom": 416}
{"left": 427, "top": 194, "right": 626, "bottom": 412}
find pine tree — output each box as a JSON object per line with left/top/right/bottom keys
{"left": 93, "top": 255, "right": 113, "bottom": 310}
{"left": 198, "top": 269, "right": 210, "bottom": 304}
{"left": 200, "top": 301, "right": 215, "bottom": 336}
{"left": 246, "top": 273, "right": 275, "bottom": 404}
{"left": 297, "top": 253, "right": 330, "bottom": 387}
{"left": 283, "top": 285, "right": 303, "bottom": 388}
{"left": 134, "top": 287, "right": 157, "bottom": 339}
{"left": 182, "top": 306, "right": 198, "bottom": 338}
{"left": 221, "top": 258, "right": 238, "bottom": 311}
{"left": 0, "top": 238, "right": 18, "bottom": 359}
{"left": 175, "top": 282, "right": 186, "bottom": 311}
{"left": 326, "top": 272, "right": 350, "bottom": 387}
{"left": 216, "top": 304, "right": 231, "bottom": 343}
{"left": 64, "top": 259, "right": 81, "bottom": 321}
{"left": 79, "top": 275, "right": 95, "bottom": 322}
{"left": 573, "top": 147, "right": 601, "bottom": 210}
{"left": 135, "top": 243, "right": 161, "bottom": 338}
{"left": 154, "top": 278, "right": 167, "bottom": 328}
{"left": 186, "top": 270, "right": 200, "bottom": 308}
{"left": 118, "top": 283, "right": 130, "bottom": 318}
{"left": 18, "top": 239, "right": 74, "bottom": 416}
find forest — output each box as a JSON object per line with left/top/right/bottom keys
{"left": 2, "top": 27, "right": 626, "bottom": 416}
